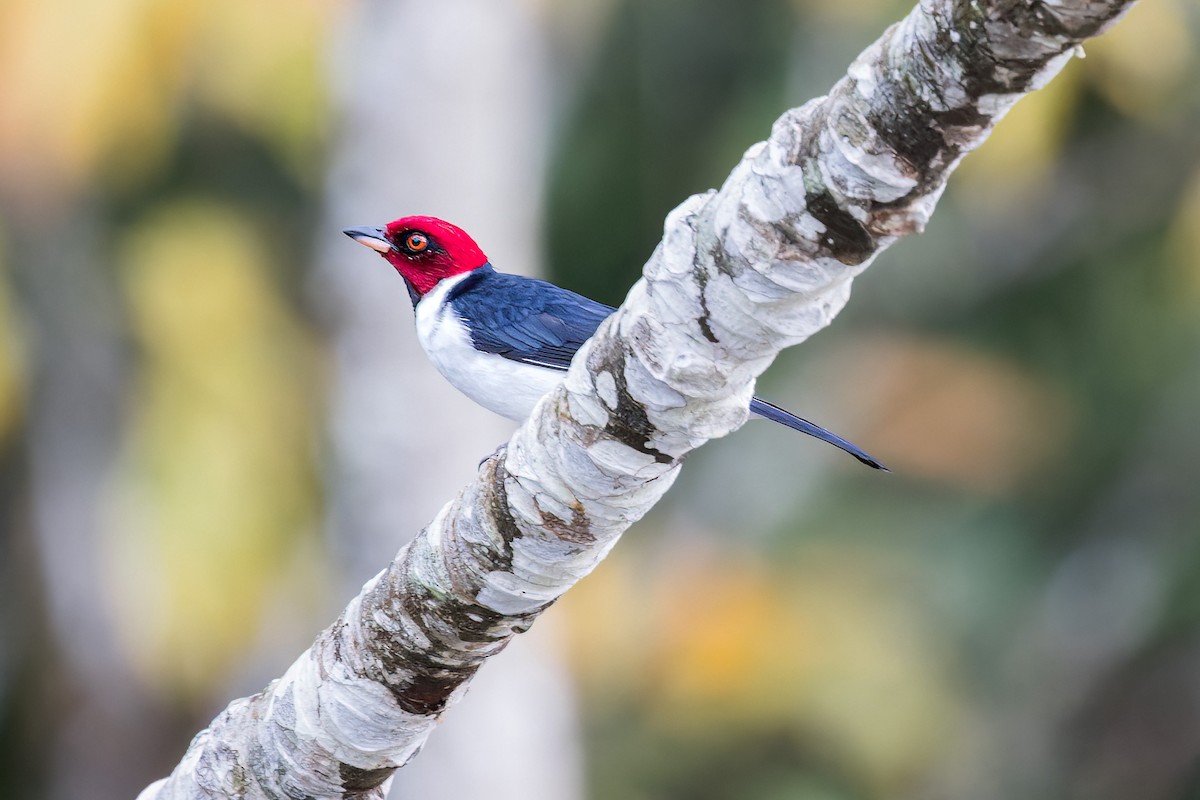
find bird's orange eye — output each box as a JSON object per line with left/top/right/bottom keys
{"left": 405, "top": 232, "right": 429, "bottom": 253}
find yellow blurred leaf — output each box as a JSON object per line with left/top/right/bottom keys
{"left": 650, "top": 555, "right": 801, "bottom": 716}
{"left": 0, "top": 0, "right": 199, "bottom": 193}
{"left": 1169, "top": 167, "right": 1200, "bottom": 304}
{"left": 828, "top": 334, "right": 1074, "bottom": 494}
{"left": 956, "top": 58, "right": 1082, "bottom": 209}
{"left": 0, "top": 0, "right": 333, "bottom": 195}
{"left": 190, "top": 0, "right": 332, "bottom": 182}
{"left": 557, "top": 548, "right": 661, "bottom": 695}
{"left": 0, "top": 227, "right": 26, "bottom": 442}
{"left": 565, "top": 544, "right": 963, "bottom": 792}
{"left": 1083, "top": 0, "right": 1194, "bottom": 120}
{"left": 106, "top": 199, "right": 321, "bottom": 701}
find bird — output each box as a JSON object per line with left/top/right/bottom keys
{"left": 344, "top": 215, "right": 885, "bottom": 470}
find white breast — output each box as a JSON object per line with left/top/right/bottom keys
{"left": 415, "top": 274, "right": 566, "bottom": 422}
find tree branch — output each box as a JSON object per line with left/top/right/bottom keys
{"left": 139, "top": 1, "right": 1136, "bottom": 797}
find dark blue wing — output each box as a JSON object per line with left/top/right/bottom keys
{"left": 448, "top": 267, "right": 616, "bottom": 371}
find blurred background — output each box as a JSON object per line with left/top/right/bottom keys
{"left": 0, "top": 0, "right": 1198, "bottom": 798}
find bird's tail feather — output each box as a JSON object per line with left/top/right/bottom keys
{"left": 749, "top": 397, "right": 888, "bottom": 471}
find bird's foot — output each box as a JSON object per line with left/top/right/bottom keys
{"left": 479, "top": 442, "right": 508, "bottom": 468}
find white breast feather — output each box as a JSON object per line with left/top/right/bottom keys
{"left": 415, "top": 274, "right": 566, "bottom": 422}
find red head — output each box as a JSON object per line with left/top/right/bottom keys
{"left": 344, "top": 215, "right": 490, "bottom": 297}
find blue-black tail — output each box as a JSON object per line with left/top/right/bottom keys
{"left": 749, "top": 397, "right": 888, "bottom": 471}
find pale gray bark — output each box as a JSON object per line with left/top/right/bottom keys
{"left": 140, "top": 0, "right": 1136, "bottom": 797}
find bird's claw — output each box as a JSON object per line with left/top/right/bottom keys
{"left": 479, "top": 443, "right": 507, "bottom": 468}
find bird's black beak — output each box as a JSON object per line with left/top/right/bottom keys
{"left": 343, "top": 225, "right": 392, "bottom": 254}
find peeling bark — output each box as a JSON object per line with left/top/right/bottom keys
{"left": 139, "top": 0, "right": 1136, "bottom": 797}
